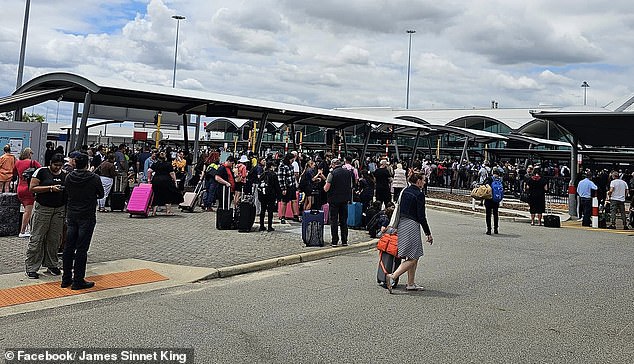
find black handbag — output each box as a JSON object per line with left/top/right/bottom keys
{"left": 21, "top": 160, "right": 36, "bottom": 184}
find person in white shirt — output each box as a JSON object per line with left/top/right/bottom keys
{"left": 291, "top": 151, "right": 301, "bottom": 187}
{"left": 607, "top": 170, "right": 629, "bottom": 230}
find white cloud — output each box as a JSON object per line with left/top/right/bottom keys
{"left": 1, "top": 0, "right": 633, "bottom": 114}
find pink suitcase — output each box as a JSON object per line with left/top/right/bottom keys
{"left": 127, "top": 183, "right": 153, "bottom": 217}
{"left": 322, "top": 203, "right": 329, "bottom": 224}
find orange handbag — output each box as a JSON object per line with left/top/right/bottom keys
{"left": 376, "top": 233, "right": 398, "bottom": 256}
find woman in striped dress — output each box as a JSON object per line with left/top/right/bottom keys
{"left": 386, "top": 172, "right": 433, "bottom": 293}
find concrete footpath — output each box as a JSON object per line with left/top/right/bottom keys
{"left": 0, "top": 198, "right": 568, "bottom": 316}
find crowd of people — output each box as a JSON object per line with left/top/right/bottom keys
{"left": 2, "top": 140, "right": 633, "bottom": 294}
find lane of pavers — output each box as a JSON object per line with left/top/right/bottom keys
{"left": 0, "top": 210, "right": 370, "bottom": 275}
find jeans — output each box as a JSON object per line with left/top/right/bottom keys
{"left": 579, "top": 197, "right": 592, "bottom": 226}
{"left": 329, "top": 201, "right": 348, "bottom": 244}
{"left": 62, "top": 216, "right": 97, "bottom": 284}
{"left": 204, "top": 180, "right": 218, "bottom": 208}
{"left": 610, "top": 200, "right": 627, "bottom": 227}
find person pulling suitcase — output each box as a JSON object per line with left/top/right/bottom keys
{"left": 257, "top": 161, "right": 281, "bottom": 232}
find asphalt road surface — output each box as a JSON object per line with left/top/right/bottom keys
{"left": 1, "top": 210, "right": 633, "bottom": 363}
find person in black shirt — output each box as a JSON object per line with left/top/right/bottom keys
{"left": 24, "top": 154, "right": 67, "bottom": 279}
{"left": 62, "top": 153, "right": 104, "bottom": 290}
{"left": 373, "top": 159, "right": 392, "bottom": 208}
{"left": 324, "top": 158, "right": 353, "bottom": 247}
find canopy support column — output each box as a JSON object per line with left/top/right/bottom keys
{"left": 290, "top": 123, "right": 297, "bottom": 152}
{"left": 361, "top": 124, "right": 371, "bottom": 169}
{"left": 193, "top": 115, "right": 201, "bottom": 164}
{"left": 342, "top": 129, "right": 349, "bottom": 157}
{"left": 75, "top": 92, "right": 92, "bottom": 150}
{"left": 393, "top": 138, "right": 400, "bottom": 162}
{"left": 182, "top": 114, "right": 189, "bottom": 154}
{"left": 569, "top": 136, "right": 579, "bottom": 218}
{"left": 410, "top": 130, "right": 421, "bottom": 165}
{"left": 70, "top": 102, "right": 79, "bottom": 150}
{"left": 255, "top": 112, "right": 269, "bottom": 156}
{"left": 459, "top": 137, "right": 469, "bottom": 163}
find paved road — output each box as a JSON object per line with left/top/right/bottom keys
{"left": 0, "top": 210, "right": 632, "bottom": 363}
{"left": 0, "top": 209, "right": 371, "bottom": 275}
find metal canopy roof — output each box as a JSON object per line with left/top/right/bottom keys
{"left": 505, "top": 134, "right": 571, "bottom": 148}
{"left": 428, "top": 125, "right": 508, "bottom": 143}
{"left": 530, "top": 110, "right": 634, "bottom": 147}
{"left": 0, "top": 72, "right": 429, "bottom": 131}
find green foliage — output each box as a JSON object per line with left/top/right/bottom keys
{"left": 22, "top": 112, "right": 45, "bottom": 123}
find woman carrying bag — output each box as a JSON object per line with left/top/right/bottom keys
{"left": 385, "top": 172, "right": 433, "bottom": 294}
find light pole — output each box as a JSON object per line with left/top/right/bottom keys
{"left": 14, "top": 0, "right": 31, "bottom": 121}
{"left": 171, "top": 15, "right": 186, "bottom": 88}
{"left": 581, "top": 81, "right": 589, "bottom": 106}
{"left": 406, "top": 29, "right": 416, "bottom": 109}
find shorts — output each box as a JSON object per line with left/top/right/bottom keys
{"left": 281, "top": 187, "right": 297, "bottom": 202}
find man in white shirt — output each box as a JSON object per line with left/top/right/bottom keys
{"left": 607, "top": 170, "right": 629, "bottom": 230}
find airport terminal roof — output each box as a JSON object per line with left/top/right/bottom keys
{"left": 0, "top": 72, "right": 428, "bottom": 132}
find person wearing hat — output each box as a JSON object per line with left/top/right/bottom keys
{"left": 483, "top": 168, "right": 502, "bottom": 235}
{"left": 324, "top": 158, "right": 353, "bottom": 246}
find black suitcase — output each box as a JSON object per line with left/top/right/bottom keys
{"left": 543, "top": 214, "right": 561, "bottom": 228}
{"left": 377, "top": 251, "right": 401, "bottom": 289}
{"left": 216, "top": 186, "right": 234, "bottom": 230}
{"left": 237, "top": 201, "right": 256, "bottom": 232}
{"left": 109, "top": 192, "right": 126, "bottom": 211}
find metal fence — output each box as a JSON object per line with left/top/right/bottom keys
{"left": 427, "top": 176, "right": 570, "bottom": 205}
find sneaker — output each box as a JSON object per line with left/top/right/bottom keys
{"left": 18, "top": 232, "right": 30, "bottom": 238}
{"left": 406, "top": 284, "right": 425, "bottom": 291}
{"left": 259, "top": 226, "right": 267, "bottom": 231}
{"left": 607, "top": 225, "right": 616, "bottom": 229}
{"left": 267, "top": 227, "right": 275, "bottom": 232}
{"left": 292, "top": 216, "right": 301, "bottom": 223}
{"left": 280, "top": 218, "right": 286, "bottom": 224}
{"left": 331, "top": 243, "right": 338, "bottom": 247}
{"left": 25, "top": 271, "right": 39, "bottom": 279}
{"left": 60, "top": 280, "right": 72, "bottom": 288}
{"left": 494, "top": 229, "right": 499, "bottom": 234}
{"left": 341, "top": 242, "right": 348, "bottom": 247}
{"left": 46, "top": 267, "right": 62, "bottom": 276}
{"left": 486, "top": 230, "right": 491, "bottom": 235}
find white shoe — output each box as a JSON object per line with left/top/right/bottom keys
{"left": 18, "top": 232, "right": 30, "bottom": 238}
{"left": 576, "top": 218, "right": 583, "bottom": 222}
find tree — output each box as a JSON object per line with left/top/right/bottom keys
{"left": 22, "top": 112, "right": 45, "bottom": 122}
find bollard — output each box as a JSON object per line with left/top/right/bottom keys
{"left": 591, "top": 190, "right": 599, "bottom": 228}
{"left": 568, "top": 184, "right": 577, "bottom": 218}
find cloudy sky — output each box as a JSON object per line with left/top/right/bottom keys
{"left": 1, "top": 0, "right": 633, "bottom": 122}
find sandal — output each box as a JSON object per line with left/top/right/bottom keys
{"left": 386, "top": 274, "right": 394, "bottom": 294}
{"left": 406, "top": 284, "right": 425, "bottom": 291}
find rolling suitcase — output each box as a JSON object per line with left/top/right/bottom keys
{"left": 237, "top": 195, "right": 256, "bottom": 232}
{"left": 216, "top": 186, "right": 234, "bottom": 230}
{"left": 179, "top": 178, "right": 205, "bottom": 212}
{"left": 347, "top": 202, "right": 363, "bottom": 228}
{"left": 109, "top": 191, "right": 126, "bottom": 211}
{"left": 377, "top": 251, "right": 401, "bottom": 289}
{"left": 543, "top": 201, "right": 561, "bottom": 228}
{"left": 302, "top": 210, "right": 325, "bottom": 247}
{"left": 127, "top": 183, "right": 153, "bottom": 217}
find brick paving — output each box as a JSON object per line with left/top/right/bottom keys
{"left": 0, "top": 210, "right": 371, "bottom": 275}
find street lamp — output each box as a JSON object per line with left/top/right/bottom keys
{"left": 406, "top": 30, "right": 416, "bottom": 109}
{"left": 171, "top": 15, "right": 186, "bottom": 88}
{"left": 14, "top": 0, "right": 31, "bottom": 121}
{"left": 581, "top": 81, "right": 589, "bottom": 106}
